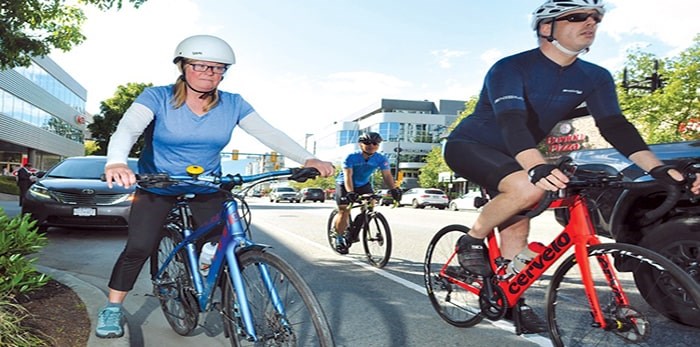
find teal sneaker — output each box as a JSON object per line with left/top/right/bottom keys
{"left": 95, "top": 306, "right": 125, "bottom": 338}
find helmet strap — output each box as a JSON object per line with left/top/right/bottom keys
{"left": 179, "top": 74, "right": 217, "bottom": 99}
{"left": 540, "top": 21, "right": 589, "bottom": 56}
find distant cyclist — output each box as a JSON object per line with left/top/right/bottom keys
{"left": 443, "top": 0, "right": 700, "bottom": 334}
{"left": 332, "top": 132, "right": 401, "bottom": 254}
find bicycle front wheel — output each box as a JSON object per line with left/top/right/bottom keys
{"left": 151, "top": 226, "right": 199, "bottom": 336}
{"left": 325, "top": 209, "right": 345, "bottom": 254}
{"left": 546, "top": 243, "right": 700, "bottom": 347}
{"left": 424, "top": 224, "right": 483, "bottom": 327}
{"left": 221, "top": 249, "right": 334, "bottom": 347}
{"left": 362, "top": 212, "right": 392, "bottom": 268}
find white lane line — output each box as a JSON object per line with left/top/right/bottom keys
{"left": 253, "top": 219, "right": 552, "bottom": 347}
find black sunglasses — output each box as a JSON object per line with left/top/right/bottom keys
{"left": 555, "top": 12, "right": 603, "bottom": 24}
{"left": 361, "top": 141, "right": 379, "bottom": 146}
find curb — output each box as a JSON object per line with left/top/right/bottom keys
{"left": 35, "top": 265, "right": 130, "bottom": 347}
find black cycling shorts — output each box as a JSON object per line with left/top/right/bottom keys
{"left": 335, "top": 182, "right": 374, "bottom": 205}
{"left": 443, "top": 140, "right": 522, "bottom": 196}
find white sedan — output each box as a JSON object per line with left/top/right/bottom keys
{"left": 448, "top": 191, "right": 486, "bottom": 211}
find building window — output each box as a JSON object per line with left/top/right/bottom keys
{"left": 14, "top": 61, "right": 86, "bottom": 113}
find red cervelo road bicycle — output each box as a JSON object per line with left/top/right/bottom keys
{"left": 424, "top": 158, "right": 700, "bottom": 346}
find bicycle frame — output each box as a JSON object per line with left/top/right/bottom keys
{"left": 439, "top": 192, "right": 624, "bottom": 329}
{"left": 153, "top": 192, "right": 284, "bottom": 341}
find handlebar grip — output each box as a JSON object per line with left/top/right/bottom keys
{"left": 289, "top": 167, "right": 320, "bottom": 182}
{"left": 525, "top": 191, "right": 557, "bottom": 218}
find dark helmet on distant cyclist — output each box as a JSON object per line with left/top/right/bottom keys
{"left": 358, "top": 132, "right": 383, "bottom": 144}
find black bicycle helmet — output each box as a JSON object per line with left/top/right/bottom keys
{"left": 358, "top": 132, "right": 383, "bottom": 143}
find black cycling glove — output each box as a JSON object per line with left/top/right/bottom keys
{"left": 528, "top": 164, "right": 557, "bottom": 184}
{"left": 346, "top": 191, "right": 359, "bottom": 203}
{"left": 389, "top": 188, "right": 402, "bottom": 201}
{"left": 649, "top": 165, "right": 685, "bottom": 186}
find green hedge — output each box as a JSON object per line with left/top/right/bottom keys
{"left": 0, "top": 176, "right": 19, "bottom": 196}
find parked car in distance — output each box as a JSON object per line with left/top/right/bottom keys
{"left": 398, "top": 188, "right": 449, "bottom": 209}
{"left": 376, "top": 189, "right": 394, "bottom": 206}
{"left": 269, "top": 186, "right": 300, "bottom": 203}
{"left": 299, "top": 187, "right": 325, "bottom": 203}
{"left": 21, "top": 156, "right": 139, "bottom": 231}
{"left": 449, "top": 190, "right": 485, "bottom": 211}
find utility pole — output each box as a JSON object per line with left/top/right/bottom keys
{"left": 394, "top": 141, "right": 401, "bottom": 180}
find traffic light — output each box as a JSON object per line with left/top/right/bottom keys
{"left": 231, "top": 149, "right": 239, "bottom": 160}
{"left": 269, "top": 151, "right": 277, "bottom": 163}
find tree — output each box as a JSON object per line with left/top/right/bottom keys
{"left": 1, "top": 0, "right": 147, "bottom": 70}
{"left": 618, "top": 35, "right": 700, "bottom": 143}
{"left": 84, "top": 140, "right": 100, "bottom": 155}
{"left": 88, "top": 82, "right": 152, "bottom": 156}
{"left": 417, "top": 96, "right": 478, "bottom": 188}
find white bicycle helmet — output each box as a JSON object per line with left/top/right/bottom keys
{"left": 531, "top": 0, "right": 606, "bottom": 30}
{"left": 173, "top": 35, "right": 236, "bottom": 65}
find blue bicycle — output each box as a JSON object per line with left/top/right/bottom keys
{"left": 146, "top": 166, "right": 334, "bottom": 346}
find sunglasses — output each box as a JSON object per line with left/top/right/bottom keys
{"left": 555, "top": 12, "right": 603, "bottom": 24}
{"left": 361, "top": 141, "right": 380, "bottom": 146}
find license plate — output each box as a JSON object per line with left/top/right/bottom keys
{"left": 73, "top": 207, "right": 96, "bottom": 217}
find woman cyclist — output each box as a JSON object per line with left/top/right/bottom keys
{"left": 95, "top": 34, "right": 335, "bottom": 339}
{"left": 443, "top": 0, "right": 700, "bottom": 334}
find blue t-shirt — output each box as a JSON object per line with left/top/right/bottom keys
{"left": 335, "top": 151, "right": 391, "bottom": 187}
{"left": 448, "top": 48, "right": 621, "bottom": 154}
{"left": 136, "top": 85, "right": 254, "bottom": 195}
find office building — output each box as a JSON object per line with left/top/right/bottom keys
{"left": 0, "top": 56, "right": 89, "bottom": 173}
{"left": 308, "top": 98, "right": 466, "bottom": 188}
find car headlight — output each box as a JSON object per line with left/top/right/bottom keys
{"left": 28, "top": 185, "right": 54, "bottom": 201}
{"left": 112, "top": 192, "right": 135, "bottom": 204}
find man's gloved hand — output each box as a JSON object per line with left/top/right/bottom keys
{"left": 389, "top": 188, "right": 402, "bottom": 201}
{"left": 649, "top": 165, "right": 685, "bottom": 186}
{"left": 346, "top": 191, "right": 359, "bottom": 203}
{"left": 527, "top": 164, "right": 557, "bottom": 184}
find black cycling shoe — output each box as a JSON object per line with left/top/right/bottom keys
{"left": 506, "top": 299, "right": 547, "bottom": 334}
{"left": 335, "top": 235, "right": 349, "bottom": 255}
{"left": 456, "top": 235, "right": 492, "bottom": 276}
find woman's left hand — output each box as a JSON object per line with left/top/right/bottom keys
{"left": 303, "top": 158, "right": 335, "bottom": 177}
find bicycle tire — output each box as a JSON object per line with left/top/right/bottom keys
{"left": 151, "top": 224, "right": 200, "bottom": 335}
{"left": 545, "top": 243, "right": 700, "bottom": 347}
{"left": 326, "top": 209, "right": 345, "bottom": 254}
{"left": 220, "top": 249, "right": 334, "bottom": 346}
{"left": 424, "top": 224, "right": 484, "bottom": 327}
{"left": 362, "top": 212, "right": 392, "bottom": 268}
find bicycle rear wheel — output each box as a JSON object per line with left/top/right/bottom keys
{"left": 362, "top": 212, "right": 392, "bottom": 268}
{"left": 546, "top": 243, "right": 700, "bottom": 347}
{"left": 151, "top": 224, "right": 199, "bottom": 335}
{"left": 221, "top": 249, "right": 334, "bottom": 347}
{"left": 424, "top": 224, "right": 483, "bottom": 327}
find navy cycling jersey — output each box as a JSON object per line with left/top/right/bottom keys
{"left": 336, "top": 151, "right": 391, "bottom": 187}
{"left": 448, "top": 48, "right": 624, "bottom": 155}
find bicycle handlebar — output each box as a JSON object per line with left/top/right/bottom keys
{"left": 525, "top": 156, "right": 698, "bottom": 225}
{"left": 103, "top": 167, "right": 321, "bottom": 190}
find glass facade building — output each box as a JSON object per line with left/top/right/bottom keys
{"left": 0, "top": 56, "right": 88, "bottom": 174}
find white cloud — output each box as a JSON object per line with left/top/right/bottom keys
{"left": 603, "top": 0, "right": 700, "bottom": 51}
{"left": 479, "top": 49, "right": 504, "bottom": 66}
{"left": 431, "top": 49, "right": 468, "bottom": 69}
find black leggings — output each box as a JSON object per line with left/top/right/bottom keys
{"left": 443, "top": 140, "right": 522, "bottom": 196}
{"left": 108, "top": 189, "right": 228, "bottom": 291}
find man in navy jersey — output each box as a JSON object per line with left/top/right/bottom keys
{"left": 332, "top": 132, "right": 401, "bottom": 254}
{"left": 95, "top": 34, "right": 335, "bottom": 339}
{"left": 443, "top": 0, "right": 700, "bottom": 334}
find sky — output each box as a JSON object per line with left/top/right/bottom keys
{"left": 52, "top": 0, "right": 700, "bottom": 166}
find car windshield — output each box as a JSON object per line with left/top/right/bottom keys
{"left": 424, "top": 190, "right": 444, "bottom": 195}
{"left": 46, "top": 158, "right": 138, "bottom": 179}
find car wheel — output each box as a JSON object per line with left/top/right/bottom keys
{"left": 412, "top": 199, "right": 420, "bottom": 209}
{"left": 637, "top": 217, "right": 700, "bottom": 327}
{"left": 449, "top": 202, "right": 458, "bottom": 211}
{"left": 438, "top": 205, "right": 446, "bottom": 210}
